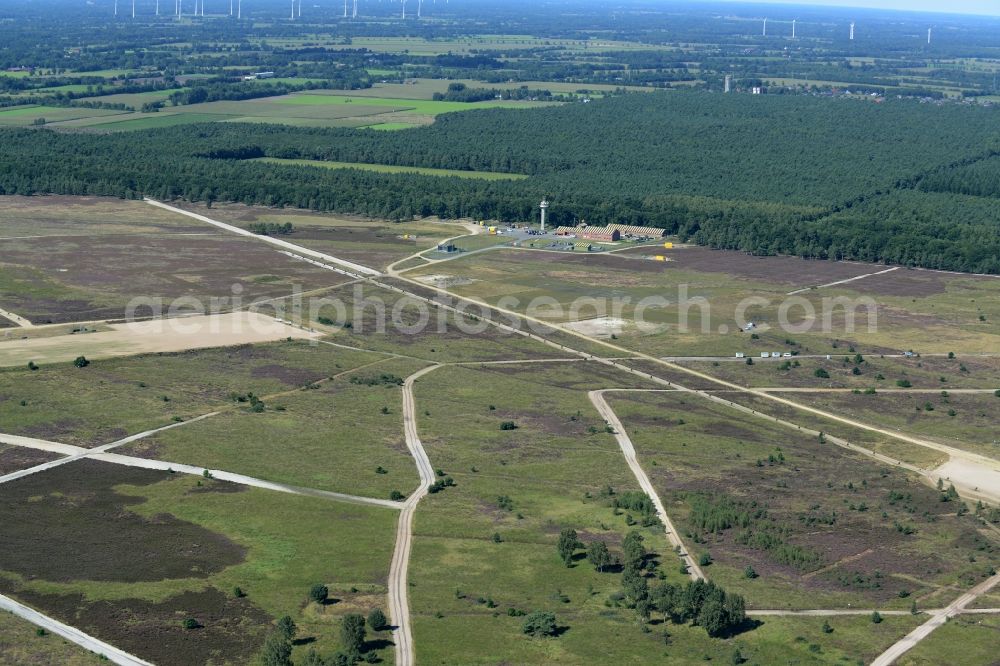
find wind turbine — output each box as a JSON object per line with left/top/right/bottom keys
{"left": 238, "top": 0, "right": 241, "bottom": 18}
{"left": 401, "top": 0, "right": 405, "bottom": 19}
{"left": 343, "top": 0, "right": 347, "bottom": 17}
{"left": 791, "top": 19, "right": 796, "bottom": 39}
{"left": 417, "top": 0, "right": 422, "bottom": 18}
{"left": 156, "top": 0, "right": 159, "bottom": 15}
{"left": 297, "top": 0, "right": 301, "bottom": 17}
{"left": 352, "top": 0, "right": 357, "bottom": 18}
{"left": 849, "top": 21, "right": 855, "bottom": 40}
{"left": 290, "top": 0, "right": 294, "bottom": 18}
{"left": 114, "top": 0, "right": 118, "bottom": 16}
{"left": 762, "top": 17, "right": 766, "bottom": 37}
{"left": 132, "top": 0, "right": 135, "bottom": 18}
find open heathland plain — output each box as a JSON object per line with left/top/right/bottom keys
{"left": 0, "top": 610, "right": 106, "bottom": 665}
{"left": 676, "top": 353, "right": 1000, "bottom": 390}
{"left": 604, "top": 390, "right": 999, "bottom": 610}
{"left": 312, "top": 282, "right": 581, "bottom": 363}
{"left": 0, "top": 460, "right": 397, "bottom": 666}
{"left": 408, "top": 362, "right": 685, "bottom": 664}
{"left": 118, "top": 355, "right": 431, "bottom": 498}
{"left": 0, "top": 340, "right": 378, "bottom": 447}
{"left": 172, "top": 200, "right": 467, "bottom": 271}
{"left": 0, "top": 195, "right": 997, "bottom": 665}
{"left": 404, "top": 246, "right": 1000, "bottom": 358}
{"left": 0, "top": 198, "right": 350, "bottom": 324}
{"left": 788, "top": 391, "right": 1000, "bottom": 460}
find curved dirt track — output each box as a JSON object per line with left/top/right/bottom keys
{"left": 387, "top": 365, "right": 441, "bottom": 666}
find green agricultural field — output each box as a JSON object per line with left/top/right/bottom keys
{"left": 367, "top": 121, "right": 418, "bottom": 130}
{"left": 256, "top": 157, "right": 529, "bottom": 180}
{"left": 0, "top": 105, "right": 128, "bottom": 126}
{"left": 80, "top": 112, "right": 235, "bottom": 131}
{"left": 76, "top": 89, "right": 181, "bottom": 108}
{"left": 282, "top": 91, "right": 555, "bottom": 114}
{"left": 605, "top": 390, "right": 997, "bottom": 610}
{"left": 119, "top": 356, "right": 431, "bottom": 498}
{"left": 0, "top": 341, "right": 379, "bottom": 447}
{"left": 0, "top": 460, "right": 397, "bottom": 665}
{"left": 0, "top": 610, "right": 106, "bottom": 665}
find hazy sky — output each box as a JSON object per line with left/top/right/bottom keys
{"left": 727, "top": 0, "right": 1000, "bottom": 16}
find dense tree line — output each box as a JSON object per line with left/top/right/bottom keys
{"left": 0, "top": 91, "right": 998, "bottom": 273}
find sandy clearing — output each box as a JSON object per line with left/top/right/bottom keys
{"left": 932, "top": 457, "right": 1000, "bottom": 501}
{"left": 0, "top": 311, "right": 320, "bottom": 367}
{"left": 563, "top": 316, "right": 627, "bottom": 338}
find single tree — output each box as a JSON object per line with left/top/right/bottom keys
{"left": 368, "top": 608, "right": 388, "bottom": 632}
{"left": 310, "top": 584, "right": 329, "bottom": 604}
{"left": 521, "top": 611, "right": 558, "bottom": 637}
{"left": 73, "top": 356, "right": 90, "bottom": 368}
{"left": 557, "top": 528, "right": 581, "bottom": 566}
{"left": 587, "top": 541, "right": 613, "bottom": 572}
{"left": 276, "top": 615, "right": 297, "bottom": 642}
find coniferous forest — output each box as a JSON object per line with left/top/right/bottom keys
{"left": 2, "top": 91, "right": 999, "bottom": 272}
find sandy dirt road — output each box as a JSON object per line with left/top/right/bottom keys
{"left": 387, "top": 365, "right": 441, "bottom": 666}
{"left": 0, "top": 307, "right": 32, "bottom": 328}
{"left": 870, "top": 572, "right": 1000, "bottom": 666}
{"left": 0, "top": 593, "right": 153, "bottom": 666}
{"left": 145, "top": 198, "right": 381, "bottom": 276}
{"left": 589, "top": 389, "right": 704, "bottom": 580}
{"left": 0, "top": 311, "right": 320, "bottom": 367}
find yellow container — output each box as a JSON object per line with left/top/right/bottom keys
{"left": 653, "top": 255, "right": 666, "bottom": 261}
{"left": 664, "top": 242, "right": 674, "bottom": 249}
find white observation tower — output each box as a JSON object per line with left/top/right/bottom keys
{"left": 539, "top": 199, "right": 549, "bottom": 232}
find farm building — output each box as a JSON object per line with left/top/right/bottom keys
{"left": 552, "top": 225, "right": 621, "bottom": 241}
{"left": 606, "top": 224, "right": 667, "bottom": 238}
